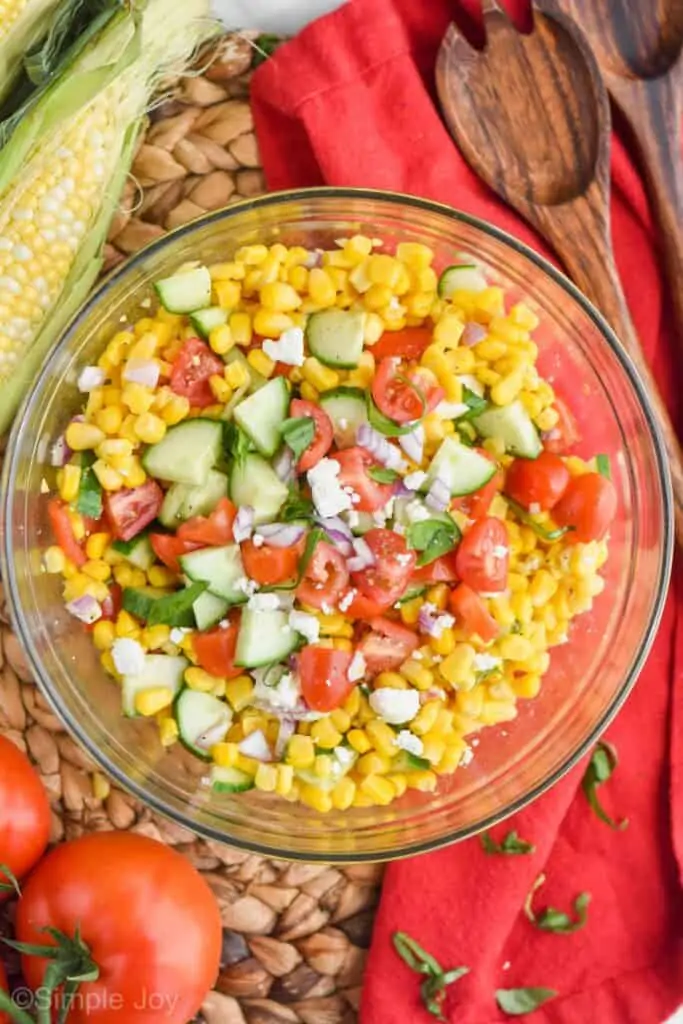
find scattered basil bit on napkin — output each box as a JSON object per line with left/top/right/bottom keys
{"left": 392, "top": 931, "right": 468, "bottom": 1021}
{"left": 523, "top": 873, "right": 591, "bottom": 934}
{"left": 496, "top": 987, "right": 557, "bottom": 1015}
{"left": 582, "top": 740, "right": 628, "bottom": 830}
{"left": 481, "top": 830, "right": 535, "bottom": 855}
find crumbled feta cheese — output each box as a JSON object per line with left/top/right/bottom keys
{"left": 77, "top": 365, "right": 106, "bottom": 392}
{"left": 396, "top": 553, "right": 413, "bottom": 567}
{"left": 383, "top": 496, "right": 396, "bottom": 518}
{"left": 338, "top": 589, "right": 356, "bottom": 612}
{"left": 308, "top": 458, "right": 353, "bottom": 518}
{"left": 289, "top": 610, "right": 320, "bottom": 644}
{"left": 460, "top": 745, "right": 474, "bottom": 767}
{"left": 431, "top": 613, "right": 455, "bottom": 637}
{"left": 169, "top": 627, "right": 191, "bottom": 645}
{"left": 492, "top": 544, "right": 509, "bottom": 558}
{"left": 396, "top": 730, "right": 424, "bottom": 756}
{"left": 473, "top": 653, "right": 502, "bottom": 672}
{"left": 252, "top": 533, "right": 265, "bottom": 548}
{"left": 334, "top": 746, "right": 354, "bottom": 768}
{"left": 111, "top": 638, "right": 146, "bottom": 676}
{"left": 404, "top": 499, "right": 431, "bottom": 523}
{"left": 556, "top": 633, "right": 569, "bottom": 645}
{"left": 435, "top": 399, "right": 469, "bottom": 419}
{"left": 528, "top": 502, "right": 541, "bottom": 515}
{"left": 346, "top": 510, "right": 360, "bottom": 528}
{"left": 219, "top": 619, "right": 230, "bottom": 629}
{"left": 253, "top": 670, "right": 300, "bottom": 711}
{"left": 347, "top": 651, "right": 366, "bottom": 682}
{"left": 403, "top": 470, "right": 427, "bottom": 491}
{"left": 394, "top": 522, "right": 406, "bottom": 535}
{"left": 236, "top": 576, "right": 259, "bottom": 597}
{"left": 351, "top": 493, "right": 361, "bottom": 505}
{"left": 247, "top": 592, "right": 281, "bottom": 612}
{"left": 369, "top": 687, "right": 420, "bottom": 725}
{"left": 40, "top": 478, "right": 49, "bottom": 494}
{"left": 321, "top": 601, "right": 334, "bottom": 615}
{"left": 338, "top": 417, "right": 348, "bottom": 430}
{"left": 372, "top": 512, "right": 387, "bottom": 527}
{"left": 262, "top": 326, "right": 305, "bottom": 366}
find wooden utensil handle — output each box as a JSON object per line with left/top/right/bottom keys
{"left": 534, "top": 193, "right": 683, "bottom": 544}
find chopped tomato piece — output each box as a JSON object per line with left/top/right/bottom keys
{"left": 330, "top": 447, "right": 394, "bottom": 513}
{"left": 296, "top": 540, "right": 349, "bottom": 610}
{"left": 542, "top": 397, "right": 580, "bottom": 454}
{"left": 241, "top": 538, "right": 303, "bottom": 586}
{"left": 177, "top": 498, "right": 236, "bottom": 546}
{"left": 150, "top": 534, "right": 201, "bottom": 574}
{"left": 192, "top": 620, "right": 242, "bottom": 680}
{"left": 352, "top": 528, "right": 416, "bottom": 605}
{"left": 169, "top": 337, "right": 224, "bottom": 408}
{"left": 358, "top": 617, "right": 418, "bottom": 674}
{"left": 299, "top": 646, "right": 354, "bottom": 712}
{"left": 371, "top": 327, "right": 433, "bottom": 361}
{"left": 104, "top": 480, "right": 163, "bottom": 542}
{"left": 553, "top": 473, "right": 617, "bottom": 542}
{"left": 343, "top": 591, "right": 394, "bottom": 618}
{"left": 505, "top": 451, "right": 570, "bottom": 511}
{"left": 411, "top": 553, "right": 458, "bottom": 585}
{"left": 408, "top": 367, "right": 444, "bottom": 415}
{"left": 451, "top": 449, "right": 503, "bottom": 519}
{"left": 47, "top": 498, "right": 86, "bottom": 567}
{"left": 455, "top": 517, "right": 509, "bottom": 593}
{"left": 371, "top": 357, "right": 425, "bottom": 424}
{"left": 449, "top": 584, "right": 499, "bottom": 642}
{"left": 290, "top": 399, "right": 333, "bottom": 472}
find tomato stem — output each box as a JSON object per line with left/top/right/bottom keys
{"left": 3, "top": 926, "right": 99, "bottom": 1024}
{"left": 0, "top": 989, "right": 36, "bottom": 1024}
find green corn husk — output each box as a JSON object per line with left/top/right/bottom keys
{"left": 0, "top": 0, "right": 64, "bottom": 105}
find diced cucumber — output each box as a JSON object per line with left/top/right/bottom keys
{"left": 121, "top": 654, "right": 188, "bottom": 717}
{"left": 159, "top": 470, "right": 228, "bottom": 529}
{"left": 438, "top": 263, "right": 488, "bottom": 298}
{"left": 345, "top": 510, "right": 375, "bottom": 535}
{"left": 159, "top": 485, "right": 186, "bottom": 529}
{"left": 122, "top": 582, "right": 207, "bottom": 627}
{"left": 234, "top": 376, "right": 290, "bottom": 457}
{"left": 180, "top": 545, "right": 246, "bottom": 603}
{"left": 193, "top": 591, "right": 230, "bottom": 631}
{"left": 142, "top": 419, "right": 223, "bottom": 486}
{"left": 229, "top": 454, "right": 288, "bottom": 525}
{"left": 111, "top": 533, "right": 155, "bottom": 571}
{"left": 154, "top": 266, "right": 211, "bottom": 314}
{"left": 319, "top": 386, "right": 368, "bottom": 448}
{"left": 190, "top": 306, "right": 228, "bottom": 338}
{"left": 211, "top": 765, "right": 254, "bottom": 793}
{"left": 391, "top": 750, "right": 430, "bottom": 772}
{"left": 235, "top": 608, "right": 300, "bottom": 668}
{"left": 175, "top": 689, "right": 233, "bottom": 759}
{"left": 224, "top": 348, "right": 267, "bottom": 392}
{"left": 472, "top": 400, "right": 541, "bottom": 459}
{"left": 306, "top": 309, "right": 366, "bottom": 368}
{"left": 423, "top": 437, "right": 496, "bottom": 496}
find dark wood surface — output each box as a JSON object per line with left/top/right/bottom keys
{"left": 556, "top": 0, "right": 683, "bottom": 365}
{"left": 436, "top": 0, "right": 683, "bottom": 544}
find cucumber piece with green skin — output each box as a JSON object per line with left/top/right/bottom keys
{"left": 229, "top": 453, "right": 288, "bottom": 525}
{"left": 154, "top": 266, "right": 211, "bottom": 314}
{"left": 306, "top": 309, "right": 366, "bottom": 368}
{"left": 159, "top": 470, "right": 229, "bottom": 529}
{"left": 122, "top": 582, "right": 207, "bottom": 627}
{"left": 193, "top": 590, "right": 231, "bottom": 631}
{"left": 121, "top": 654, "right": 188, "bottom": 718}
{"left": 234, "top": 375, "right": 290, "bottom": 457}
{"left": 175, "top": 689, "right": 232, "bottom": 760}
{"left": 158, "top": 485, "right": 186, "bottom": 529}
{"left": 189, "top": 306, "right": 228, "bottom": 338}
{"left": 211, "top": 765, "right": 254, "bottom": 793}
{"left": 391, "top": 750, "right": 431, "bottom": 772}
{"left": 142, "top": 418, "right": 223, "bottom": 487}
{"left": 346, "top": 510, "right": 375, "bottom": 536}
{"left": 180, "top": 545, "right": 246, "bottom": 604}
{"left": 437, "top": 264, "right": 488, "bottom": 298}
{"left": 423, "top": 437, "right": 496, "bottom": 496}
{"left": 111, "top": 533, "right": 155, "bottom": 571}
{"left": 235, "top": 608, "right": 300, "bottom": 668}
{"left": 472, "top": 400, "right": 541, "bottom": 459}
{"left": 319, "top": 386, "right": 368, "bottom": 448}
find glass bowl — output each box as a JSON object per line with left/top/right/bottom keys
{"left": 1, "top": 188, "right": 673, "bottom": 862}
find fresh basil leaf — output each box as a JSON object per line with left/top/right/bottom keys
{"left": 111, "top": 530, "right": 150, "bottom": 557}
{"left": 392, "top": 932, "right": 443, "bottom": 977}
{"left": 456, "top": 386, "right": 488, "bottom": 421}
{"left": 299, "top": 527, "right": 327, "bottom": 578}
{"left": 496, "top": 987, "right": 557, "bottom": 1015}
{"left": 76, "top": 452, "right": 103, "bottom": 519}
{"left": 368, "top": 466, "right": 400, "bottom": 484}
{"left": 420, "top": 975, "right": 448, "bottom": 1021}
{"left": 252, "top": 32, "right": 282, "bottom": 67}
{"left": 281, "top": 417, "right": 316, "bottom": 460}
{"left": 407, "top": 518, "right": 460, "bottom": 566}
{"left": 481, "top": 830, "right": 535, "bottom": 856}
{"left": 504, "top": 496, "right": 572, "bottom": 542}
{"left": 396, "top": 584, "right": 428, "bottom": 606}
{"left": 596, "top": 453, "right": 611, "bottom": 479}
{"left": 367, "top": 396, "right": 418, "bottom": 436}
{"left": 582, "top": 741, "right": 628, "bottom": 830}
{"left": 279, "top": 490, "right": 315, "bottom": 523}
{"left": 524, "top": 874, "right": 591, "bottom": 934}
{"left": 122, "top": 582, "right": 208, "bottom": 627}
{"left": 393, "top": 932, "right": 468, "bottom": 1023}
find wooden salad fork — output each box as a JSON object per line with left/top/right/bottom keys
{"left": 435, "top": 0, "right": 683, "bottom": 543}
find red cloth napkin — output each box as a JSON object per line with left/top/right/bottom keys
{"left": 251, "top": 2, "right": 683, "bottom": 1021}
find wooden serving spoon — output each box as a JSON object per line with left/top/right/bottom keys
{"left": 436, "top": 0, "right": 683, "bottom": 544}
{"left": 555, "top": 0, "right": 683, "bottom": 349}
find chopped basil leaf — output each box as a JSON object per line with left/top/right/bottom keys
{"left": 299, "top": 527, "right": 327, "bottom": 577}
{"left": 393, "top": 932, "right": 443, "bottom": 977}
{"left": 596, "top": 453, "right": 611, "bottom": 479}
{"left": 122, "top": 581, "right": 208, "bottom": 627}
{"left": 582, "top": 741, "right": 628, "bottom": 830}
{"left": 396, "top": 584, "right": 428, "bottom": 605}
{"left": 456, "top": 386, "right": 488, "bottom": 421}
{"left": 368, "top": 466, "right": 400, "bottom": 484}
{"left": 252, "top": 33, "right": 282, "bottom": 67}
{"left": 224, "top": 422, "right": 252, "bottom": 466}
{"left": 111, "top": 530, "right": 150, "bottom": 557}
{"left": 496, "top": 987, "right": 557, "bottom": 1015}
{"left": 280, "top": 416, "right": 316, "bottom": 460}
{"left": 392, "top": 932, "right": 469, "bottom": 1022}
{"left": 407, "top": 517, "right": 460, "bottom": 566}
{"left": 504, "top": 496, "right": 572, "bottom": 542}
{"left": 481, "top": 830, "right": 535, "bottom": 856}
{"left": 279, "top": 490, "right": 315, "bottom": 523}
{"left": 76, "top": 452, "right": 103, "bottom": 519}
{"left": 524, "top": 874, "right": 591, "bottom": 933}
{"left": 367, "top": 396, "right": 418, "bottom": 436}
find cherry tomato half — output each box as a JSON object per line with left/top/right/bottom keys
{"left": 552, "top": 472, "right": 617, "bottom": 542}
{"left": 357, "top": 617, "right": 418, "bottom": 675}
{"left": 371, "top": 327, "right": 433, "bottom": 361}
{"left": 104, "top": 480, "right": 164, "bottom": 542}
{"left": 455, "top": 517, "right": 509, "bottom": 593}
{"left": 150, "top": 534, "right": 201, "bottom": 574}
{"left": 352, "top": 528, "right": 417, "bottom": 605}
{"left": 290, "top": 399, "right": 333, "bottom": 472}
{"left": 505, "top": 451, "right": 570, "bottom": 511}
{"left": 449, "top": 584, "right": 499, "bottom": 643}
{"left": 193, "top": 619, "right": 243, "bottom": 680}
{"left": 241, "top": 538, "right": 303, "bottom": 586}
{"left": 542, "top": 396, "right": 580, "bottom": 454}
{"left": 47, "top": 498, "right": 86, "bottom": 567}
{"left": 296, "top": 541, "right": 349, "bottom": 609}
{"left": 331, "top": 447, "right": 394, "bottom": 513}
{"left": 177, "top": 498, "right": 237, "bottom": 546}
{"left": 170, "top": 337, "right": 224, "bottom": 408}
{"left": 371, "top": 357, "right": 425, "bottom": 424}
{"left": 451, "top": 450, "right": 503, "bottom": 519}
{"left": 299, "top": 646, "right": 353, "bottom": 711}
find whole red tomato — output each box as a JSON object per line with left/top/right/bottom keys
{"left": 0, "top": 736, "right": 50, "bottom": 901}
{"left": 16, "top": 833, "right": 222, "bottom": 1024}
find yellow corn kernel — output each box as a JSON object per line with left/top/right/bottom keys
{"left": 206, "top": 375, "right": 230, "bottom": 404}
{"left": 314, "top": 754, "right": 334, "bottom": 780}
{"left": 474, "top": 338, "right": 508, "bottom": 362}
{"left": 247, "top": 348, "right": 275, "bottom": 379}
{"left": 123, "top": 383, "right": 156, "bottom": 415}
{"left": 254, "top": 763, "right": 278, "bottom": 792}
{"left": 132, "top": 412, "right": 166, "bottom": 445}
{"left": 82, "top": 559, "right": 111, "bottom": 583}
{"left": 235, "top": 754, "right": 259, "bottom": 775}
{"left": 300, "top": 381, "right": 319, "bottom": 403}
{"left": 490, "top": 372, "right": 524, "bottom": 407}
{"left": 366, "top": 719, "right": 398, "bottom": 758}
{"left": 421, "top": 734, "right": 447, "bottom": 765}
{"left": 93, "top": 405, "right": 124, "bottom": 436}
{"left": 511, "top": 592, "right": 534, "bottom": 625}
{"left": 536, "top": 406, "right": 560, "bottom": 432}
{"left": 44, "top": 545, "right": 67, "bottom": 575}
{"left": 300, "top": 783, "right": 333, "bottom": 813}
{"left": 214, "top": 280, "right": 242, "bottom": 310}
{"left": 498, "top": 634, "right": 535, "bottom": 662}
{"left": 252, "top": 311, "right": 294, "bottom": 342}
{"left": 310, "top": 717, "right": 343, "bottom": 750}
{"left": 400, "top": 661, "right": 434, "bottom": 691}
{"left": 288, "top": 265, "right": 309, "bottom": 292}
{"left": 210, "top": 261, "right": 246, "bottom": 281}
{"left": 83, "top": 533, "right": 109, "bottom": 562}
{"left": 65, "top": 422, "right": 105, "bottom": 452}
{"left": 208, "top": 324, "right": 235, "bottom": 356}
{"left": 511, "top": 673, "right": 542, "bottom": 699}
{"left": 430, "top": 628, "right": 456, "bottom": 657}
{"left": 446, "top": 348, "right": 475, "bottom": 374}
{"left": 286, "top": 734, "right": 315, "bottom": 769}
{"left": 92, "top": 460, "right": 123, "bottom": 492}
{"left": 236, "top": 243, "right": 269, "bottom": 265}
{"left": 480, "top": 700, "right": 518, "bottom": 726}
{"left": 307, "top": 267, "right": 337, "bottom": 307}
{"left": 347, "top": 728, "right": 371, "bottom": 754}
{"left": 100, "top": 651, "right": 118, "bottom": 677}
{"left": 411, "top": 701, "right": 441, "bottom": 736}
{"left": 127, "top": 334, "right": 158, "bottom": 362}
{"left": 316, "top": 613, "right": 353, "bottom": 637}
{"left": 343, "top": 687, "right": 361, "bottom": 718}
{"left": 360, "top": 774, "right": 395, "bottom": 805}
{"left": 212, "top": 742, "right": 239, "bottom": 768}
{"left": 275, "top": 764, "right": 294, "bottom": 797}
{"left": 331, "top": 776, "right": 356, "bottom": 810}
{"left": 260, "top": 281, "right": 302, "bottom": 312}
{"left": 226, "top": 312, "right": 250, "bottom": 349}
{"left": 159, "top": 717, "right": 179, "bottom": 747}
{"left": 365, "top": 254, "right": 400, "bottom": 288}
{"left": 406, "top": 769, "right": 437, "bottom": 792}
{"left": 361, "top": 312, "right": 384, "bottom": 346}
{"left": 400, "top": 597, "right": 424, "bottom": 626}
{"left": 135, "top": 687, "right": 174, "bottom": 717}
{"left": 92, "top": 619, "right": 115, "bottom": 651}
{"left": 140, "top": 625, "right": 171, "bottom": 652}
{"left": 145, "top": 566, "right": 175, "bottom": 590}
{"left": 396, "top": 242, "right": 433, "bottom": 269}
{"left": 330, "top": 708, "right": 351, "bottom": 733}
{"left": 223, "top": 675, "right": 253, "bottom": 713}
{"left": 529, "top": 570, "right": 558, "bottom": 607}
{"left": 360, "top": 283, "right": 390, "bottom": 311}
{"left": 424, "top": 584, "right": 448, "bottom": 610}
{"left": 302, "top": 356, "right": 339, "bottom": 392}
{"left": 157, "top": 394, "right": 189, "bottom": 427}
{"left": 437, "top": 741, "right": 467, "bottom": 774}
{"left": 185, "top": 667, "right": 222, "bottom": 693}
{"left": 422, "top": 412, "right": 446, "bottom": 445}
{"left": 357, "top": 751, "right": 392, "bottom": 777}
{"left": 57, "top": 464, "right": 82, "bottom": 503}
{"left": 433, "top": 314, "right": 464, "bottom": 349}
{"left": 67, "top": 511, "right": 85, "bottom": 542}
{"left": 223, "top": 362, "right": 249, "bottom": 391}
{"left": 352, "top": 791, "right": 375, "bottom": 808}
{"left": 375, "top": 671, "right": 409, "bottom": 690}
{"left": 439, "top": 644, "right": 476, "bottom": 687}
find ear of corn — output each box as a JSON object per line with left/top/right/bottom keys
{"left": 0, "top": 0, "right": 219, "bottom": 433}
{"left": 0, "top": 0, "right": 63, "bottom": 105}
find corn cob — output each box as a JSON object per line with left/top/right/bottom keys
{"left": 0, "top": 0, "right": 219, "bottom": 433}
{"left": 0, "top": 0, "right": 63, "bottom": 104}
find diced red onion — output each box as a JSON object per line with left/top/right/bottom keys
{"left": 232, "top": 506, "right": 254, "bottom": 543}
{"left": 273, "top": 446, "right": 296, "bottom": 483}
{"left": 77, "top": 366, "right": 107, "bottom": 393}
{"left": 304, "top": 249, "right": 323, "bottom": 269}
{"left": 356, "top": 424, "right": 406, "bottom": 471}
{"left": 319, "top": 515, "right": 352, "bottom": 538}
{"left": 257, "top": 523, "right": 306, "bottom": 548}
{"left": 326, "top": 530, "right": 354, "bottom": 556}
{"left": 66, "top": 595, "right": 102, "bottom": 624}
{"left": 425, "top": 476, "right": 450, "bottom": 512}
{"left": 418, "top": 604, "right": 455, "bottom": 637}
{"left": 195, "top": 720, "right": 230, "bottom": 751}
{"left": 398, "top": 425, "right": 424, "bottom": 464}
{"left": 123, "top": 358, "right": 160, "bottom": 389}
{"left": 50, "top": 435, "right": 72, "bottom": 467}
{"left": 274, "top": 719, "right": 296, "bottom": 758}
{"left": 461, "top": 321, "right": 487, "bottom": 347}
{"left": 346, "top": 536, "right": 375, "bottom": 572}
{"left": 542, "top": 428, "right": 561, "bottom": 442}
{"left": 238, "top": 730, "right": 273, "bottom": 762}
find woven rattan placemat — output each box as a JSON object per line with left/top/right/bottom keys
{"left": 0, "top": 33, "right": 383, "bottom": 1024}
